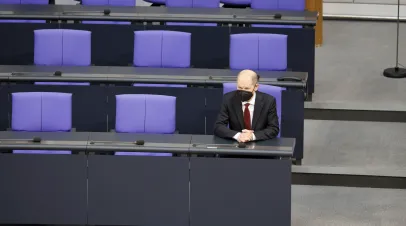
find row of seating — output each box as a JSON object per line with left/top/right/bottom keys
{"left": 0, "top": 0, "right": 303, "bottom": 28}
{"left": 0, "top": 0, "right": 305, "bottom": 10}
{"left": 9, "top": 83, "right": 283, "bottom": 154}
{"left": 34, "top": 29, "right": 288, "bottom": 71}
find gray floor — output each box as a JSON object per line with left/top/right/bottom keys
{"left": 304, "top": 120, "right": 406, "bottom": 168}
{"left": 302, "top": 22, "right": 406, "bottom": 225}
{"left": 313, "top": 21, "right": 406, "bottom": 110}
{"left": 305, "top": 21, "right": 406, "bottom": 168}
{"left": 292, "top": 185, "right": 406, "bottom": 226}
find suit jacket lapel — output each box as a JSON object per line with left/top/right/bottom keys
{"left": 252, "top": 93, "right": 264, "bottom": 130}
{"left": 232, "top": 95, "right": 245, "bottom": 129}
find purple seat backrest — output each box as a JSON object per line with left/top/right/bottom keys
{"left": 133, "top": 83, "right": 187, "bottom": 88}
{"left": 144, "top": 0, "right": 165, "bottom": 4}
{"left": 35, "top": 82, "right": 91, "bottom": 86}
{"left": 20, "top": 0, "right": 48, "bottom": 3}
{"left": 166, "top": 0, "right": 219, "bottom": 8}
{"left": 133, "top": 30, "right": 191, "bottom": 68}
{"left": 193, "top": 0, "right": 219, "bottom": 8}
{"left": 34, "top": 29, "right": 91, "bottom": 66}
{"left": 166, "top": 22, "right": 217, "bottom": 27}
{"left": 12, "top": 92, "right": 72, "bottom": 132}
{"left": 230, "top": 33, "right": 287, "bottom": 71}
{"left": 166, "top": 0, "right": 193, "bottom": 7}
{"left": 278, "top": 0, "right": 305, "bottom": 10}
{"left": 13, "top": 150, "right": 71, "bottom": 154}
{"left": 251, "top": 0, "right": 277, "bottom": 9}
{"left": 82, "top": 21, "right": 131, "bottom": 25}
{"left": 41, "top": 92, "right": 72, "bottom": 131}
{"left": 145, "top": 95, "right": 176, "bottom": 133}
{"left": 115, "top": 152, "right": 171, "bottom": 156}
{"left": 220, "top": 0, "right": 251, "bottom": 5}
{"left": 11, "top": 92, "right": 72, "bottom": 154}
{"left": 0, "top": 0, "right": 21, "bottom": 3}
{"left": 162, "top": 31, "right": 191, "bottom": 67}
{"left": 230, "top": 33, "right": 259, "bottom": 70}
{"left": 252, "top": 24, "right": 302, "bottom": 29}
{"left": 0, "top": 0, "right": 47, "bottom": 23}
{"left": 258, "top": 34, "right": 287, "bottom": 70}
{"left": 251, "top": 0, "right": 304, "bottom": 10}
{"left": 115, "top": 94, "right": 176, "bottom": 133}
{"left": 115, "top": 94, "right": 175, "bottom": 157}
{"left": 223, "top": 83, "right": 284, "bottom": 137}
{"left": 0, "top": 0, "right": 48, "bottom": 4}
{"left": 115, "top": 94, "right": 145, "bottom": 133}
{"left": 12, "top": 92, "right": 42, "bottom": 131}
{"left": 109, "top": 0, "right": 135, "bottom": 6}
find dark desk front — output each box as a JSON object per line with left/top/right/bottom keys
{"left": 0, "top": 131, "right": 89, "bottom": 225}
{"left": 0, "top": 5, "right": 316, "bottom": 94}
{"left": 0, "top": 132, "right": 294, "bottom": 226}
{"left": 86, "top": 132, "right": 191, "bottom": 226}
{"left": 190, "top": 135, "right": 292, "bottom": 226}
{"left": 0, "top": 65, "right": 305, "bottom": 161}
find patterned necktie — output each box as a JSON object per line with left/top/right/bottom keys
{"left": 243, "top": 103, "right": 252, "bottom": 130}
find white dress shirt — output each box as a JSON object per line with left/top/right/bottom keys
{"left": 233, "top": 92, "right": 256, "bottom": 141}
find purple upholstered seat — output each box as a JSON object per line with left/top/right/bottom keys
{"left": 11, "top": 92, "right": 72, "bottom": 154}
{"left": 20, "top": 0, "right": 48, "bottom": 3}
{"left": 230, "top": 33, "right": 287, "bottom": 71}
{"left": 0, "top": 0, "right": 48, "bottom": 4}
{"left": 0, "top": 0, "right": 20, "bottom": 3}
{"left": 115, "top": 94, "right": 176, "bottom": 156}
{"left": 251, "top": 0, "right": 304, "bottom": 28}
{"left": 133, "top": 30, "right": 191, "bottom": 68}
{"left": 166, "top": 0, "right": 219, "bottom": 26}
{"left": 144, "top": 0, "right": 165, "bottom": 5}
{"left": 82, "top": 21, "right": 131, "bottom": 25}
{"left": 81, "top": 0, "right": 134, "bottom": 24}
{"left": 34, "top": 29, "right": 91, "bottom": 66}
{"left": 82, "top": 0, "right": 135, "bottom": 6}
{"left": 223, "top": 83, "right": 284, "bottom": 137}
{"left": 133, "top": 84, "right": 187, "bottom": 88}
{"left": 220, "top": 0, "right": 251, "bottom": 6}
{"left": 252, "top": 24, "right": 302, "bottom": 28}
{"left": 35, "top": 82, "right": 91, "bottom": 86}
{"left": 251, "top": 0, "right": 304, "bottom": 10}
{"left": 0, "top": 0, "right": 47, "bottom": 23}
{"left": 166, "top": 22, "right": 217, "bottom": 27}
{"left": 251, "top": 0, "right": 304, "bottom": 25}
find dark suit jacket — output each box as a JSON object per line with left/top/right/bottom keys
{"left": 214, "top": 91, "right": 280, "bottom": 141}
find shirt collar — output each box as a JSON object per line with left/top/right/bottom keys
{"left": 242, "top": 92, "right": 256, "bottom": 106}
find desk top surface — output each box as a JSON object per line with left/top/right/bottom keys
{"left": 0, "top": 65, "right": 307, "bottom": 88}
{"left": 0, "top": 131, "right": 295, "bottom": 157}
{"left": 0, "top": 4, "right": 317, "bottom": 25}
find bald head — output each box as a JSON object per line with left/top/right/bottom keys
{"left": 237, "top": 70, "right": 259, "bottom": 92}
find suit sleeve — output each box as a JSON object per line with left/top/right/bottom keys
{"left": 253, "top": 98, "right": 280, "bottom": 140}
{"left": 214, "top": 100, "right": 240, "bottom": 139}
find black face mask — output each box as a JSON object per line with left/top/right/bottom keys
{"left": 236, "top": 90, "right": 254, "bottom": 102}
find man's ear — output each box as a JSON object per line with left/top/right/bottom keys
{"left": 254, "top": 83, "right": 259, "bottom": 92}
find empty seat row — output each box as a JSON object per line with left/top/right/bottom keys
{"left": 84, "top": 0, "right": 305, "bottom": 10}
{"left": 0, "top": 0, "right": 304, "bottom": 27}
{"left": 0, "top": 0, "right": 304, "bottom": 9}
{"left": 34, "top": 29, "right": 288, "bottom": 71}
{"left": 10, "top": 85, "right": 283, "bottom": 154}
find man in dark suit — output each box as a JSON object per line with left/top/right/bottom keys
{"left": 214, "top": 69, "right": 279, "bottom": 142}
